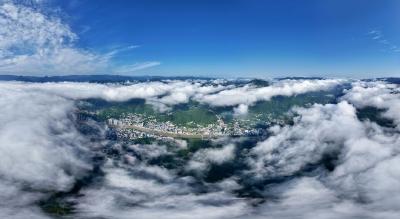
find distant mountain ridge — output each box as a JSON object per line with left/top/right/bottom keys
{"left": 0, "top": 75, "right": 215, "bottom": 83}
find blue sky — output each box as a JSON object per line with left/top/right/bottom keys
{"left": 0, "top": 0, "right": 399, "bottom": 77}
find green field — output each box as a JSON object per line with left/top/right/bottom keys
{"left": 86, "top": 99, "right": 218, "bottom": 127}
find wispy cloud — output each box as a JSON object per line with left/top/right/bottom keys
{"left": 0, "top": 2, "right": 159, "bottom": 75}
{"left": 113, "top": 61, "right": 161, "bottom": 74}
{"left": 368, "top": 30, "right": 400, "bottom": 53}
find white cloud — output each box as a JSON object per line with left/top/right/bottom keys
{"left": 76, "top": 155, "right": 248, "bottom": 219}
{"left": 1, "top": 79, "right": 400, "bottom": 218}
{"left": 247, "top": 101, "right": 363, "bottom": 179}
{"left": 0, "top": 78, "right": 344, "bottom": 118}
{"left": 0, "top": 85, "right": 92, "bottom": 190}
{"left": 114, "top": 61, "right": 161, "bottom": 74}
{"left": 0, "top": 81, "right": 247, "bottom": 218}
{"left": 245, "top": 98, "right": 400, "bottom": 218}
{"left": 249, "top": 177, "right": 369, "bottom": 219}
{"left": 368, "top": 30, "right": 400, "bottom": 53}
{"left": 342, "top": 80, "right": 400, "bottom": 128}
{"left": 196, "top": 79, "right": 342, "bottom": 107}
{"left": 0, "top": 80, "right": 232, "bottom": 112}
{"left": 0, "top": 2, "right": 159, "bottom": 75}
{"left": 0, "top": 81, "right": 94, "bottom": 218}
{"left": 187, "top": 144, "right": 236, "bottom": 173}
{"left": 233, "top": 104, "right": 249, "bottom": 116}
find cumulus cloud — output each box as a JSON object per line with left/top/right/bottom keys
{"left": 249, "top": 177, "right": 370, "bottom": 219}
{"left": 247, "top": 101, "right": 362, "bottom": 179}
{"left": 2, "top": 79, "right": 400, "bottom": 219}
{"left": 76, "top": 151, "right": 248, "bottom": 219}
{"left": 245, "top": 99, "right": 400, "bottom": 218}
{"left": 196, "top": 79, "right": 342, "bottom": 107}
{"left": 0, "top": 81, "right": 94, "bottom": 218}
{"left": 342, "top": 81, "right": 400, "bottom": 128}
{"left": 0, "top": 78, "right": 343, "bottom": 114}
{"left": 233, "top": 104, "right": 249, "bottom": 116}
{"left": 0, "top": 80, "right": 228, "bottom": 113}
{"left": 187, "top": 144, "right": 236, "bottom": 173}
{"left": 0, "top": 1, "right": 159, "bottom": 75}
{"left": 0, "top": 80, "right": 246, "bottom": 218}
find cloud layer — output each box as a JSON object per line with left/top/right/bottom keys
{"left": 196, "top": 79, "right": 341, "bottom": 108}
{"left": 0, "top": 78, "right": 343, "bottom": 112}
{"left": 1, "top": 78, "right": 400, "bottom": 218}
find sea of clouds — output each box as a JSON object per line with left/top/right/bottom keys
{"left": 1, "top": 1, "right": 400, "bottom": 218}
{"left": 0, "top": 78, "right": 400, "bottom": 219}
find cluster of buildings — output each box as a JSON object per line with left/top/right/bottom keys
{"left": 107, "top": 113, "right": 264, "bottom": 141}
